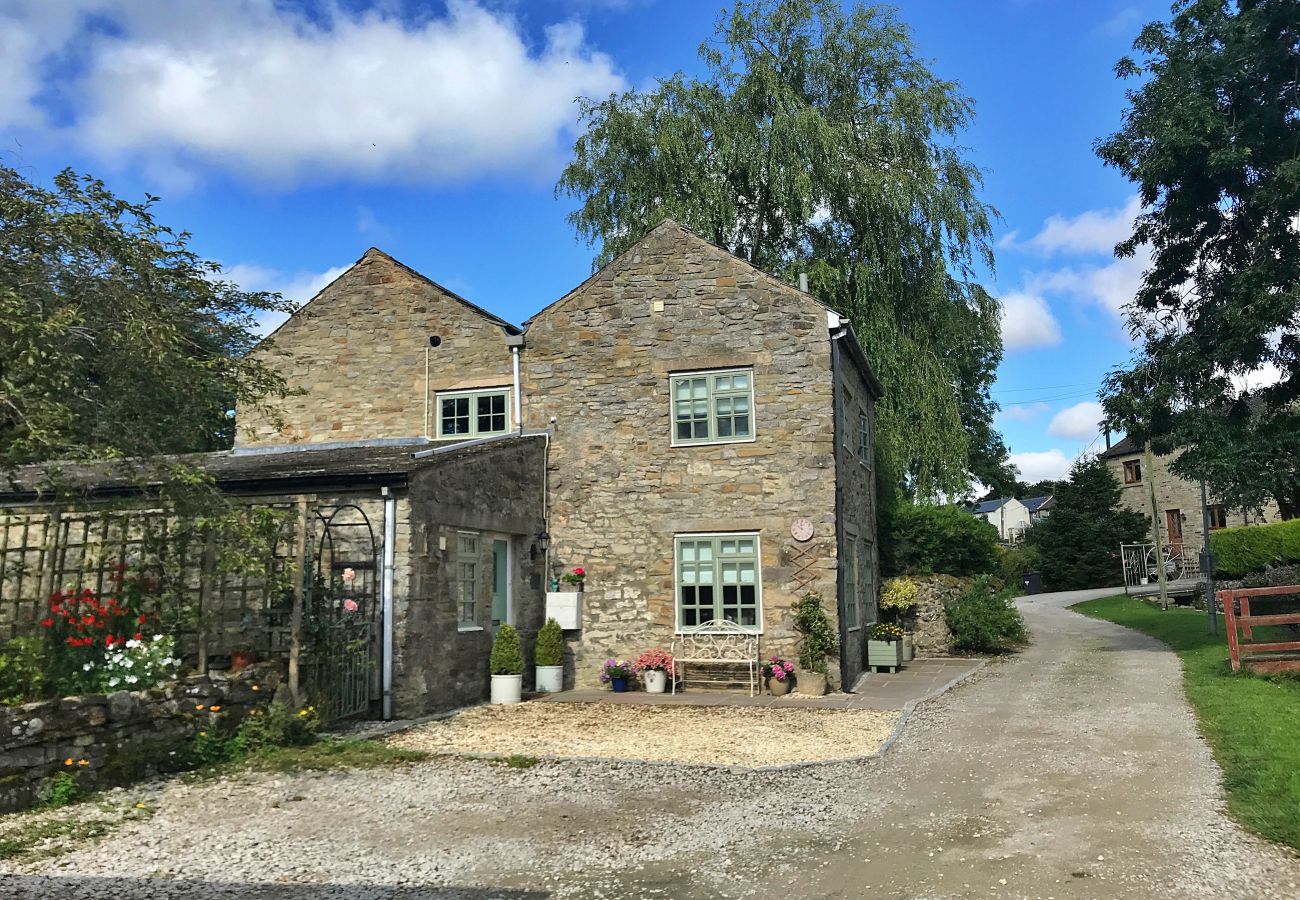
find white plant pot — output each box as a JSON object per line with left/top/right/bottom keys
{"left": 643, "top": 669, "right": 668, "bottom": 694}
{"left": 490, "top": 674, "right": 523, "bottom": 705}
{"left": 535, "top": 665, "right": 564, "bottom": 693}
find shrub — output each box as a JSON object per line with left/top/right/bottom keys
{"left": 1210, "top": 519, "right": 1300, "bottom": 578}
{"left": 879, "top": 577, "right": 919, "bottom": 614}
{"left": 82, "top": 635, "right": 181, "bottom": 693}
{"left": 0, "top": 636, "right": 48, "bottom": 705}
{"left": 235, "top": 702, "right": 320, "bottom": 752}
{"left": 489, "top": 624, "right": 523, "bottom": 676}
{"left": 793, "top": 592, "right": 836, "bottom": 673}
{"left": 883, "top": 504, "right": 999, "bottom": 576}
{"left": 997, "top": 544, "right": 1042, "bottom": 591}
{"left": 534, "top": 618, "right": 565, "bottom": 667}
{"left": 38, "top": 771, "right": 80, "bottom": 809}
{"left": 945, "top": 576, "right": 1027, "bottom": 653}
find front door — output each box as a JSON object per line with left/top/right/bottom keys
{"left": 490, "top": 538, "right": 510, "bottom": 634}
{"left": 1165, "top": 509, "right": 1184, "bottom": 555}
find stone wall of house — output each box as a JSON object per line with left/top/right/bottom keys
{"left": 1106, "top": 448, "right": 1280, "bottom": 557}
{"left": 0, "top": 663, "right": 278, "bottom": 813}
{"left": 902, "top": 575, "right": 966, "bottom": 657}
{"left": 397, "top": 437, "right": 547, "bottom": 715}
{"left": 521, "top": 221, "right": 862, "bottom": 689}
{"left": 236, "top": 248, "right": 516, "bottom": 447}
{"left": 834, "top": 341, "right": 879, "bottom": 686}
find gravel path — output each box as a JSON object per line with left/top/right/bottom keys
{"left": 387, "top": 702, "right": 897, "bottom": 767}
{"left": 3, "top": 587, "right": 1299, "bottom": 899}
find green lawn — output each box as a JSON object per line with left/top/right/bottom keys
{"left": 1073, "top": 595, "right": 1300, "bottom": 851}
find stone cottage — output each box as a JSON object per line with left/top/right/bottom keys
{"left": 240, "top": 219, "right": 882, "bottom": 695}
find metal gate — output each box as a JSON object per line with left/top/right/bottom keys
{"left": 303, "top": 504, "right": 381, "bottom": 723}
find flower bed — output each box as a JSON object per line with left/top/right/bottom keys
{"left": 0, "top": 663, "right": 280, "bottom": 813}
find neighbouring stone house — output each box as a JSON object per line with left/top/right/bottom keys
{"left": 1100, "top": 436, "right": 1280, "bottom": 558}
{"left": 1, "top": 219, "right": 882, "bottom": 715}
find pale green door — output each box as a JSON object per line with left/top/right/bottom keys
{"left": 491, "top": 539, "right": 510, "bottom": 633}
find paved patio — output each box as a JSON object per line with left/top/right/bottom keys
{"left": 534, "top": 656, "right": 983, "bottom": 711}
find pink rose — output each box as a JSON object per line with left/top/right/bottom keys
{"left": 342, "top": 598, "right": 359, "bottom": 613}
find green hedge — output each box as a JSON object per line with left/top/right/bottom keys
{"left": 1210, "top": 518, "right": 1300, "bottom": 578}
{"left": 882, "top": 503, "right": 999, "bottom": 577}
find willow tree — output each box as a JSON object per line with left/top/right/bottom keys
{"left": 557, "top": 0, "right": 1006, "bottom": 498}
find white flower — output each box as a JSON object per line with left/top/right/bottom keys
{"left": 122, "top": 659, "right": 134, "bottom": 669}
{"left": 152, "top": 635, "right": 165, "bottom": 643}
{"left": 126, "top": 639, "right": 140, "bottom": 649}
{"left": 108, "top": 678, "right": 120, "bottom": 687}
{"left": 82, "top": 662, "right": 93, "bottom": 672}
{"left": 125, "top": 675, "right": 138, "bottom": 684}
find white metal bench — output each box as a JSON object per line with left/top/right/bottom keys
{"left": 670, "top": 619, "right": 760, "bottom": 696}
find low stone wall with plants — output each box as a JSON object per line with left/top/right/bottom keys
{"left": 899, "top": 575, "right": 968, "bottom": 656}
{"left": 0, "top": 663, "right": 280, "bottom": 813}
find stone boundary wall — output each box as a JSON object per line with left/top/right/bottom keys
{"left": 902, "top": 575, "right": 970, "bottom": 656}
{"left": 0, "top": 663, "right": 279, "bottom": 813}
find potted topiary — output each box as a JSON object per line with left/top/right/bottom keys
{"left": 793, "top": 591, "right": 836, "bottom": 695}
{"left": 599, "top": 659, "right": 635, "bottom": 693}
{"left": 534, "top": 618, "right": 565, "bottom": 692}
{"left": 867, "top": 622, "right": 904, "bottom": 673}
{"left": 490, "top": 623, "right": 524, "bottom": 704}
{"left": 633, "top": 648, "right": 673, "bottom": 694}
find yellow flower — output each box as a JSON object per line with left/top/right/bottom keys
{"left": 63, "top": 758, "right": 73, "bottom": 766}
{"left": 77, "top": 759, "right": 89, "bottom": 767}
{"left": 250, "top": 685, "right": 260, "bottom": 692}
{"left": 194, "top": 704, "right": 205, "bottom": 711}
{"left": 209, "top": 705, "right": 222, "bottom": 712}
{"left": 198, "top": 731, "right": 206, "bottom": 737}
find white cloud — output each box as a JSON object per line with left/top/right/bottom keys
{"left": 2, "top": 1, "right": 625, "bottom": 186}
{"left": 1026, "top": 248, "right": 1150, "bottom": 323}
{"left": 223, "top": 262, "right": 349, "bottom": 335}
{"left": 997, "top": 402, "right": 1051, "bottom": 423}
{"left": 1010, "top": 449, "right": 1073, "bottom": 483}
{"left": 1048, "top": 401, "right": 1104, "bottom": 441}
{"left": 999, "top": 291, "right": 1062, "bottom": 350}
{"left": 1019, "top": 196, "right": 1142, "bottom": 256}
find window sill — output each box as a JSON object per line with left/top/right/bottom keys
{"left": 435, "top": 434, "right": 511, "bottom": 442}
{"left": 457, "top": 625, "right": 484, "bottom": 633}
{"left": 670, "top": 436, "right": 759, "bottom": 449}
{"left": 673, "top": 627, "right": 764, "bottom": 635}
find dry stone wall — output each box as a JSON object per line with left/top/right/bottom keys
{"left": 0, "top": 663, "right": 278, "bottom": 813}
{"left": 901, "top": 575, "right": 966, "bottom": 657}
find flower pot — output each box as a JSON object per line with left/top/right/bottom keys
{"left": 768, "top": 676, "right": 792, "bottom": 696}
{"left": 231, "top": 650, "right": 257, "bottom": 672}
{"left": 610, "top": 677, "right": 629, "bottom": 693}
{"left": 867, "top": 639, "right": 904, "bottom": 672}
{"left": 490, "top": 674, "right": 523, "bottom": 705}
{"left": 902, "top": 634, "right": 915, "bottom": 662}
{"left": 794, "top": 669, "right": 827, "bottom": 696}
{"left": 643, "top": 669, "right": 668, "bottom": 694}
{"left": 535, "top": 665, "right": 563, "bottom": 693}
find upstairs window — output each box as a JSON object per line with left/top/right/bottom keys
{"left": 1123, "top": 459, "right": 1142, "bottom": 484}
{"left": 670, "top": 369, "right": 754, "bottom": 445}
{"left": 437, "top": 388, "right": 510, "bottom": 439}
{"left": 1208, "top": 505, "right": 1228, "bottom": 530}
{"left": 858, "top": 414, "right": 871, "bottom": 466}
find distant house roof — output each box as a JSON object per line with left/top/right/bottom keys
{"left": 1023, "top": 495, "right": 1055, "bottom": 513}
{"left": 1099, "top": 435, "right": 1140, "bottom": 459}
{"left": 974, "top": 499, "right": 1007, "bottom": 514}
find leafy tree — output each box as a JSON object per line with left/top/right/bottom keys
{"left": 557, "top": 0, "right": 1005, "bottom": 499}
{"left": 883, "top": 503, "right": 999, "bottom": 577}
{"left": 1025, "top": 457, "right": 1149, "bottom": 590}
{"left": 1095, "top": 0, "right": 1300, "bottom": 517}
{"left": 0, "top": 165, "right": 292, "bottom": 468}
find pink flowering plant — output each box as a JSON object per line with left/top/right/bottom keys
{"left": 761, "top": 655, "right": 796, "bottom": 682}
{"left": 599, "top": 659, "right": 635, "bottom": 683}
{"left": 633, "top": 648, "right": 674, "bottom": 675}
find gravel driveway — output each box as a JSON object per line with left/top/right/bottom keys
{"left": 4, "top": 587, "right": 1300, "bottom": 899}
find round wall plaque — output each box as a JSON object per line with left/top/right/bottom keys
{"left": 791, "top": 517, "right": 814, "bottom": 542}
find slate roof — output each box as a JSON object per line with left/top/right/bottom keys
{"left": 974, "top": 498, "right": 1007, "bottom": 514}
{"left": 1023, "top": 495, "right": 1054, "bottom": 513}
{"left": 1098, "top": 435, "right": 1140, "bottom": 459}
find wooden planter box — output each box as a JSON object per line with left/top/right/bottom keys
{"left": 868, "top": 639, "right": 904, "bottom": 673}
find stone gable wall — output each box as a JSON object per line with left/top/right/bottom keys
{"left": 1106, "top": 449, "right": 1279, "bottom": 557}
{"left": 521, "top": 223, "right": 857, "bottom": 688}
{"left": 237, "top": 250, "right": 515, "bottom": 447}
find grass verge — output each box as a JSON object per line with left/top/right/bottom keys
{"left": 1073, "top": 595, "right": 1300, "bottom": 850}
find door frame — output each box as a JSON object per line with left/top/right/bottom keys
{"left": 1165, "top": 509, "right": 1184, "bottom": 553}
{"left": 488, "top": 534, "right": 513, "bottom": 632}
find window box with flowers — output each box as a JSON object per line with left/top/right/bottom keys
{"left": 867, "top": 622, "right": 904, "bottom": 673}
{"left": 633, "top": 648, "right": 674, "bottom": 693}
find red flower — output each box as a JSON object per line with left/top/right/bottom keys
{"left": 105, "top": 635, "right": 115, "bottom": 646}
{"left": 133, "top": 633, "right": 143, "bottom": 641}
{"left": 40, "top": 617, "right": 53, "bottom": 628}
{"left": 573, "top": 567, "right": 585, "bottom": 577}
{"left": 138, "top": 614, "right": 147, "bottom": 625}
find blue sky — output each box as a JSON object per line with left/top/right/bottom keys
{"left": 0, "top": 0, "right": 1171, "bottom": 485}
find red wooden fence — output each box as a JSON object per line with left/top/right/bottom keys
{"left": 1218, "top": 585, "right": 1300, "bottom": 673}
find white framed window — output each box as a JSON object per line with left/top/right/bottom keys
{"left": 456, "top": 531, "right": 479, "bottom": 627}
{"left": 669, "top": 368, "right": 755, "bottom": 445}
{"left": 858, "top": 413, "right": 871, "bottom": 466}
{"left": 859, "top": 536, "right": 874, "bottom": 626}
{"left": 437, "top": 388, "right": 510, "bottom": 439}
{"left": 675, "top": 532, "right": 762, "bottom": 630}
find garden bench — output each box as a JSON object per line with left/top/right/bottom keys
{"left": 670, "top": 619, "right": 760, "bottom": 696}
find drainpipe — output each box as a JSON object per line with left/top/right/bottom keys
{"left": 505, "top": 332, "right": 525, "bottom": 434}
{"left": 381, "top": 486, "right": 396, "bottom": 720}
{"left": 830, "top": 320, "right": 851, "bottom": 693}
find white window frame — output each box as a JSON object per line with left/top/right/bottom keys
{"left": 673, "top": 532, "right": 763, "bottom": 633}
{"left": 455, "top": 530, "right": 481, "bottom": 631}
{"left": 668, "top": 368, "right": 757, "bottom": 447}
{"left": 435, "top": 387, "right": 512, "bottom": 440}
{"left": 858, "top": 413, "right": 872, "bottom": 467}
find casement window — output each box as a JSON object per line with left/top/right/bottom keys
{"left": 456, "top": 532, "right": 479, "bottom": 627}
{"left": 1122, "top": 459, "right": 1142, "bottom": 484}
{"left": 437, "top": 388, "right": 510, "bottom": 439}
{"left": 859, "top": 536, "right": 874, "bottom": 625}
{"left": 843, "top": 538, "right": 859, "bottom": 629}
{"left": 1208, "top": 505, "right": 1228, "bottom": 530}
{"left": 670, "top": 369, "right": 754, "bottom": 445}
{"left": 857, "top": 414, "right": 871, "bottom": 466}
{"left": 676, "top": 533, "right": 761, "bottom": 629}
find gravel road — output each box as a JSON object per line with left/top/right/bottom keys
{"left": 4, "top": 587, "right": 1299, "bottom": 899}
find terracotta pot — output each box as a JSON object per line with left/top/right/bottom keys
{"left": 768, "top": 676, "right": 792, "bottom": 696}
{"left": 230, "top": 650, "right": 257, "bottom": 672}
